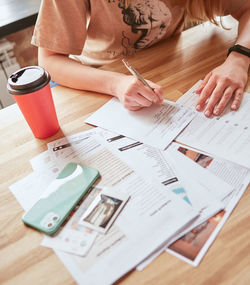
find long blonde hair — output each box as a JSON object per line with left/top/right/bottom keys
{"left": 182, "top": 0, "right": 224, "bottom": 25}
{"left": 125, "top": 0, "right": 224, "bottom": 25}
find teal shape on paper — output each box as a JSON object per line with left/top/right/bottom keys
{"left": 172, "top": 187, "right": 192, "bottom": 205}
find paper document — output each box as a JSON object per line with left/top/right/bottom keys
{"left": 176, "top": 81, "right": 250, "bottom": 168}
{"left": 165, "top": 144, "right": 233, "bottom": 202}
{"left": 78, "top": 187, "right": 130, "bottom": 234}
{"left": 44, "top": 130, "right": 199, "bottom": 284}
{"left": 96, "top": 128, "right": 225, "bottom": 239}
{"left": 95, "top": 128, "right": 227, "bottom": 271}
{"left": 166, "top": 143, "right": 250, "bottom": 266}
{"left": 85, "top": 97, "right": 196, "bottom": 150}
{"left": 10, "top": 134, "right": 199, "bottom": 285}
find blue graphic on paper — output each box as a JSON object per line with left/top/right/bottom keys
{"left": 172, "top": 187, "right": 192, "bottom": 205}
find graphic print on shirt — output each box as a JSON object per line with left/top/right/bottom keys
{"left": 121, "top": 30, "right": 134, "bottom": 56}
{"left": 118, "top": 0, "right": 172, "bottom": 55}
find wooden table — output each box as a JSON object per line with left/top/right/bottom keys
{"left": 1, "top": 17, "right": 249, "bottom": 285}
{"left": 0, "top": 0, "right": 41, "bottom": 37}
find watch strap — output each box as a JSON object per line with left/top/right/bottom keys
{"left": 227, "top": 44, "right": 250, "bottom": 58}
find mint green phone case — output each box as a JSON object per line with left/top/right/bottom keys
{"left": 22, "top": 163, "right": 99, "bottom": 235}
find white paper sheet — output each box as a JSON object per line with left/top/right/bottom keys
{"left": 96, "top": 128, "right": 225, "bottom": 222}
{"left": 10, "top": 145, "right": 198, "bottom": 285}
{"left": 9, "top": 171, "right": 53, "bottom": 211}
{"left": 33, "top": 130, "right": 198, "bottom": 285}
{"left": 166, "top": 143, "right": 250, "bottom": 266}
{"left": 164, "top": 144, "right": 233, "bottom": 202}
{"left": 85, "top": 98, "right": 196, "bottom": 150}
{"left": 46, "top": 131, "right": 198, "bottom": 231}
{"left": 94, "top": 128, "right": 227, "bottom": 271}
{"left": 41, "top": 228, "right": 98, "bottom": 257}
{"left": 78, "top": 187, "right": 130, "bottom": 234}
{"left": 176, "top": 81, "right": 250, "bottom": 169}
{"left": 138, "top": 142, "right": 249, "bottom": 269}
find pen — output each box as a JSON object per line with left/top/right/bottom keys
{"left": 122, "top": 58, "right": 155, "bottom": 92}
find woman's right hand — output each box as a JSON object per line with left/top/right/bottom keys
{"left": 113, "top": 75, "right": 163, "bottom": 111}
{"left": 39, "top": 48, "right": 163, "bottom": 109}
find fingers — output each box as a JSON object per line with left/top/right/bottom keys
{"left": 231, "top": 88, "right": 243, "bottom": 111}
{"left": 194, "top": 55, "right": 249, "bottom": 118}
{"left": 213, "top": 87, "right": 234, "bottom": 116}
{"left": 138, "top": 80, "right": 163, "bottom": 104}
{"left": 196, "top": 84, "right": 243, "bottom": 117}
{"left": 127, "top": 106, "right": 143, "bottom": 111}
{"left": 203, "top": 83, "right": 227, "bottom": 117}
{"left": 195, "top": 72, "right": 212, "bottom": 94}
{"left": 147, "top": 81, "right": 164, "bottom": 104}
{"left": 195, "top": 79, "right": 216, "bottom": 112}
{"left": 123, "top": 90, "right": 153, "bottom": 110}
{"left": 131, "top": 93, "right": 153, "bottom": 107}
{"left": 123, "top": 77, "right": 163, "bottom": 110}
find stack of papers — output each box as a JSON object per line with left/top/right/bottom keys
{"left": 9, "top": 82, "right": 250, "bottom": 284}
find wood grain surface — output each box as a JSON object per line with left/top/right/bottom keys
{"left": 0, "top": 17, "right": 249, "bottom": 285}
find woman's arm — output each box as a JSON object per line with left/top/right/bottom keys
{"left": 195, "top": 0, "right": 250, "bottom": 117}
{"left": 38, "top": 48, "right": 163, "bottom": 111}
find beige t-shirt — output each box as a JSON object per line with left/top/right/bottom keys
{"left": 32, "top": 0, "right": 185, "bottom": 65}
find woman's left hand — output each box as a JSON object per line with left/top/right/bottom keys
{"left": 195, "top": 52, "right": 249, "bottom": 117}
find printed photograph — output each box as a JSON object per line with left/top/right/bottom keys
{"left": 168, "top": 210, "right": 225, "bottom": 261}
{"left": 84, "top": 194, "right": 122, "bottom": 229}
{"left": 178, "top": 146, "right": 213, "bottom": 168}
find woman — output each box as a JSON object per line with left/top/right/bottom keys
{"left": 32, "top": 0, "right": 250, "bottom": 116}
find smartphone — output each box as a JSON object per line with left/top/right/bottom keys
{"left": 22, "top": 162, "right": 99, "bottom": 235}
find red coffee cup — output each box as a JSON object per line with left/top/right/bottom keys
{"left": 7, "top": 66, "right": 59, "bottom": 139}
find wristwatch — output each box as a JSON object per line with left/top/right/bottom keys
{"left": 227, "top": 44, "right": 250, "bottom": 58}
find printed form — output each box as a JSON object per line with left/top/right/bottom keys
{"left": 11, "top": 130, "right": 199, "bottom": 285}
{"left": 96, "top": 128, "right": 229, "bottom": 222}
{"left": 176, "top": 81, "right": 250, "bottom": 168}
{"left": 137, "top": 141, "right": 249, "bottom": 269}
{"left": 166, "top": 142, "right": 250, "bottom": 266}
{"left": 95, "top": 129, "right": 234, "bottom": 270}
{"left": 85, "top": 98, "right": 196, "bottom": 150}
